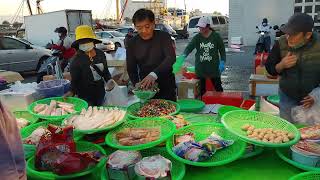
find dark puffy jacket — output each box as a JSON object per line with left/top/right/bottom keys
{"left": 266, "top": 33, "right": 320, "bottom": 101}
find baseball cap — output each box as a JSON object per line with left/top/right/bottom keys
{"left": 196, "top": 16, "right": 211, "bottom": 28}
{"left": 280, "top": 13, "right": 314, "bottom": 35}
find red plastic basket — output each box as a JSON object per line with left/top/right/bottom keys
{"left": 202, "top": 91, "right": 243, "bottom": 107}
{"left": 240, "top": 99, "right": 256, "bottom": 110}
{"left": 183, "top": 72, "right": 197, "bottom": 79}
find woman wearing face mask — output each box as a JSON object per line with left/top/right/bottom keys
{"left": 64, "top": 25, "right": 112, "bottom": 106}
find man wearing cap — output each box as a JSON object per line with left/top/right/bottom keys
{"left": 174, "top": 16, "right": 226, "bottom": 95}
{"left": 266, "top": 13, "right": 320, "bottom": 122}
{"left": 64, "top": 25, "right": 112, "bottom": 106}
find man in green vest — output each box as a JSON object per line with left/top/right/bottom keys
{"left": 173, "top": 16, "right": 226, "bottom": 95}
{"left": 266, "top": 13, "right": 320, "bottom": 122}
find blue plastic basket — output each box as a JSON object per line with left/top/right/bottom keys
{"left": 36, "top": 80, "right": 65, "bottom": 98}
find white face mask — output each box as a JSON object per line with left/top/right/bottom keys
{"left": 79, "top": 42, "right": 94, "bottom": 52}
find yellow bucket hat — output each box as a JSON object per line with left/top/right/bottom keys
{"left": 71, "top": 25, "right": 102, "bottom": 48}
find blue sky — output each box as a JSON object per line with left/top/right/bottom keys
{"left": 1, "top": 0, "right": 229, "bottom": 18}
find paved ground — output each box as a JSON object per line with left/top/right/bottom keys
{"left": 21, "top": 39, "right": 256, "bottom": 94}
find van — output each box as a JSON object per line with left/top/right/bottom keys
{"left": 187, "top": 15, "right": 229, "bottom": 40}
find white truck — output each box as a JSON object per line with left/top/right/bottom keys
{"left": 19, "top": 9, "right": 93, "bottom": 47}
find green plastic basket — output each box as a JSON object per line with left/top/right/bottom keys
{"left": 218, "top": 106, "right": 242, "bottom": 117}
{"left": 221, "top": 110, "right": 301, "bottom": 147}
{"left": 63, "top": 106, "right": 127, "bottom": 135}
{"left": 289, "top": 171, "right": 320, "bottom": 180}
{"left": 267, "top": 95, "right": 280, "bottom": 105}
{"left": 177, "top": 99, "right": 205, "bottom": 113}
{"left": 127, "top": 100, "right": 180, "bottom": 119}
{"left": 240, "top": 144, "right": 264, "bottom": 159}
{"left": 14, "top": 110, "right": 39, "bottom": 125}
{"left": 26, "top": 141, "right": 106, "bottom": 179}
{"left": 166, "top": 123, "right": 247, "bottom": 167}
{"left": 21, "top": 120, "right": 83, "bottom": 159}
{"left": 276, "top": 148, "right": 320, "bottom": 172}
{"left": 181, "top": 113, "right": 219, "bottom": 124}
{"left": 133, "top": 90, "right": 157, "bottom": 100}
{"left": 217, "top": 106, "right": 242, "bottom": 121}
{"left": 187, "top": 66, "right": 195, "bottom": 73}
{"left": 28, "top": 97, "right": 88, "bottom": 120}
{"left": 105, "top": 118, "right": 176, "bottom": 151}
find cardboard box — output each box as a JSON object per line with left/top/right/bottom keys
{"left": 178, "top": 79, "right": 200, "bottom": 99}
{"left": 0, "top": 71, "right": 24, "bottom": 83}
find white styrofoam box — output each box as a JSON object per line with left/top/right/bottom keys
{"left": 249, "top": 97, "right": 279, "bottom": 116}
{"left": 0, "top": 90, "right": 40, "bottom": 112}
{"left": 249, "top": 84, "right": 279, "bottom": 96}
{"left": 231, "top": 36, "right": 243, "bottom": 45}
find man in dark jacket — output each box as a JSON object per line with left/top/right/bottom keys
{"left": 265, "top": 13, "right": 320, "bottom": 122}
{"left": 126, "top": 9, "right": 176, "bottom": 101}
{"left": 124, "top": 29, "right": 134, "bottom": 49}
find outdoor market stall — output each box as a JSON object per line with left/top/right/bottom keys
{"left": 7, "top": 77, "right": 320, "bottom": 180}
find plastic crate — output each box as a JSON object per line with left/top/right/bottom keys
{"left": 240, "top": 99, "right": 256, "bottom": 110}
{"left": 36, "top": 80, "right": 64, "bottom": 98}
{"left": 202, "top": 91, "right": 243, "bottom": 107}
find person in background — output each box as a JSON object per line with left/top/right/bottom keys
{"left": 126, "top": 9, "right": 177, "bottom": 101}
{"left": 0, "top": 33, "right": 4, "bottom": 49}
{"left": 254, "top": 18, "right": 272, "bottom": 54}
{"left": 52, "top": 27, "right": 76, "bottom": 71}
{"left": 64, "top": 25, "right": 113, "bottom": 106}
{"left": 265, "top": 13, "right": 320, "bottom": 122}
{"left": 124, "top": 28, "right": 134, "bottom": 49}
{"left": 174, "top": 16, "right": 226, "bottom": 96}
{"left": 0, "top": 101, "right": 26, "bottom": 180}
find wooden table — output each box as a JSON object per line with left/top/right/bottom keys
{"left": 249, "top": 74, "right": 279, "bottom": 96}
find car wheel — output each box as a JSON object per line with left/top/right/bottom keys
{"left": 115, "top": 42, "right": 121, "bottom": 50}
{"left": 36, "top": 56, "right": 50, "bottom": 71}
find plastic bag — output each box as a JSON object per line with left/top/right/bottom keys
{"left": 104, "top": 80, "right": 128, "bottom": 106}
{"left": 35, "top": 125, "right": 76, "bottom": 171}
{"left": 292, "top": 87, "right": 320, "bottom": 125}
{"left": 35, "top": 125, "right": 102, "bottom": 175}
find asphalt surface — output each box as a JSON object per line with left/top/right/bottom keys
{"left": 21, "top": 39, "right": 255, "bottom": 94}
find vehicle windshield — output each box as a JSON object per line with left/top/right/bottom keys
{"left": 95, "top": 33, "right": 102, "bottom": 39}
{"left": 189, "top": 18, "right": 200, "bottom": 28}
{"left": 19, "top": 38, "right": 33, "bottom": 45}
{"left": 109, "top": 31, "right": 125, "bottom": 37}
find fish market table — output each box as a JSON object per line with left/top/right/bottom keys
{"left": 184, "top": 149, "right": 301, "bottom": 180}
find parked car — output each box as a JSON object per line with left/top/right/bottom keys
{"left": 115, "top": 26, "right": 135, "bottom": 34}
{"left": 175, "top": 25, "right": 189, "bottom": 39}
{"left": 187, "top": 15, "right": 229, "bottom": 40}
{"left": 0, "top": 36, "right": 51, "bottom": 72}
{"left": 155, "top": 23, "right": 178, "bottom": 38}
{"left": 95, "top": 39, "right": 116, "bottom": 52}
{"left": 95, "top": 31, "right": 125, "bottom": 49}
